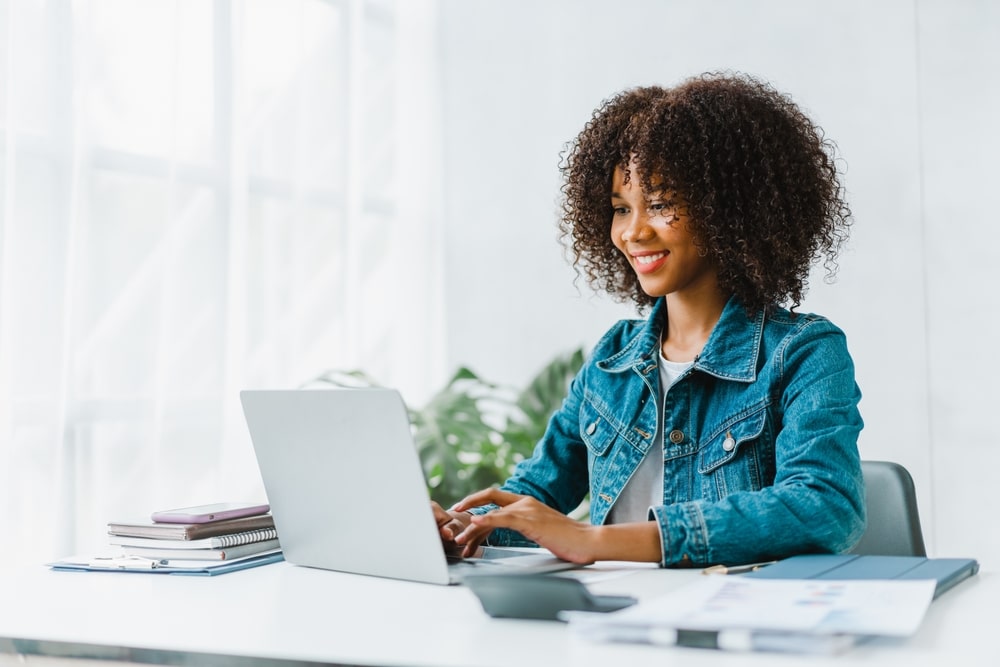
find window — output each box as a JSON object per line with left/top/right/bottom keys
{"left": 0, "top": 0, "right": 443, "bottom": 566}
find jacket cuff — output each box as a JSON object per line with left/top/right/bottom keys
{"left": 650, "top": 502, "right": 710, "bottom": 566}
{"left": 466, "top": 503, "right": 499, "bottom": 516}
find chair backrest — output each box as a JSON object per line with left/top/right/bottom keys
{"left": 850, "top": 460, "right": 927, "bottom": 557}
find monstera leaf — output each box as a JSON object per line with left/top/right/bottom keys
{"left": 503, "top": 348, "right": 585, "bottom": 458}
{"left": 410, "top": 367, "right": 510, "bottom": 505}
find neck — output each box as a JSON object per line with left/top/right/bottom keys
{"left": 661, "top": 289, "right": 729, "bottom": 362}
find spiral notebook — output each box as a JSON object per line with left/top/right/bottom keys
{"left": 110, "top": 538, "right": 281, "bottom": 561}
{"left": 109, "top": 527, "right": 279, "bottom": 550}
{"left": 107, "top": 513, "right": 276, "bottom": 540}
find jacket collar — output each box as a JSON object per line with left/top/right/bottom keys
{"left": 596, "top": 296, "right": 763, "bottom": 383}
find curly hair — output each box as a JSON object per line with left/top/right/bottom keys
{"left": 558, "top": 72, "right": 851, "bottom": 314}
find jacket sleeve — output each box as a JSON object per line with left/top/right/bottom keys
{"left": 649, "top": 318, "right": 866, "bottom": 567}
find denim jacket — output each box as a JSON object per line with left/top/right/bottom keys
{"left": 488, "top": 296, "right": 866, "bottom": 567}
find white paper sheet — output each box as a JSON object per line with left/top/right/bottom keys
{"left": 567, "top": 576, "right": 936, "bottom": 640}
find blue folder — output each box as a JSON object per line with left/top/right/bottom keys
{"left": 744, "top": 554, "right": 979, "bottom": 599}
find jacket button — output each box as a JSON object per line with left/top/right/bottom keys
{"left": 723, "top": 434, "right": 736, "bottom": 451}
{"left": 668, "top": 429, "right": 684, "bottom": 444}
{"left": 586, "top": 421, "right": 598, "bottom": 435}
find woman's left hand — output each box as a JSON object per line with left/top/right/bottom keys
{"left": 450, "top": 489, "right": 598, "bottom": 564}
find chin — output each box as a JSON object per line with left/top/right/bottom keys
{"left": 637, "top": 282, "right": 670, "bottom": 298}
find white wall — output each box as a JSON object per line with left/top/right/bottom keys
{"left": 438, "top": 0, "right": 1000, "bottom": 567}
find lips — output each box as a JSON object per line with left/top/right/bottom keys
{"left": 632, "top": 251, "right": 668, "bottom": 274}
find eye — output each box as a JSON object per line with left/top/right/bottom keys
{"left": 612, "top": 206, "right": 629, "bottom": 216}
{"left": 648, "top": 200, "right": 678, "bottom": 222}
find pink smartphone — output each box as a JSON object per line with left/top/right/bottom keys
{"left": 150, "top": 502, "right": 270, "bottom": 524}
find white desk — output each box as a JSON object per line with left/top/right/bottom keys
{"left": 0, "top": 561, "right": 995, "bottom": 667}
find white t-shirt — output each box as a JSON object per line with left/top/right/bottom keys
{"left": 605, "top": 353, "right": 692, "bottom": 524}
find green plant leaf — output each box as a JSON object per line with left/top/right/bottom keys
{"left": 314, "top": 350, "right": 587, "bottom": 507}
{"left": 504, "top": 348, "right": 585, "bottom": 454}
{"left": 410, "top": 367, "right": 512, "bottom": 505}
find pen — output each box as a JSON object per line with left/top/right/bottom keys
{"left": 701, "top": 560, "right": 777, "bottom": 575}
{"left": 646, "top": 628, "right": 858, "bottom": 654}
{"left": 582, "top": 624, "right": 857, "bottom": 654}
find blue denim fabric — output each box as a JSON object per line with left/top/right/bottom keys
{"left": 485, "top": 296, "right": 865, "bottom": 567}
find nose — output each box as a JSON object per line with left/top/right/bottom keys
{"left": 619, "top": 209, "right": 654, "bottom": 244}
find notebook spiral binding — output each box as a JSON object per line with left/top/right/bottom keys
{"left": 214, "top": 527, "right": 278, "bottom": 547}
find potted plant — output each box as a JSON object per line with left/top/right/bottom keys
{"left": 312, "top": 349, "right": 584, "bottom": 507}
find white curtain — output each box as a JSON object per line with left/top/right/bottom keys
{"left": 0, "top": 0, "right": 444, "bottom": 566}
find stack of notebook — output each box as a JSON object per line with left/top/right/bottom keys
{"left": 107, "top": 513, "right": 280, "bottom": 562}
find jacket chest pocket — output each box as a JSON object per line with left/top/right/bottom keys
{"left": 697, "top": 406, "right": 771, "bottom": 499}
{"left": 579, "top": 396, "right": 616, "bottom": 458}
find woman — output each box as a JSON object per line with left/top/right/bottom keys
{"left": 434, "top": 72, "right": 865, "bottom": 567}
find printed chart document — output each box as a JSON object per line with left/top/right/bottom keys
{"left": 565, "top": 576, "right": 936, "bottom": 654}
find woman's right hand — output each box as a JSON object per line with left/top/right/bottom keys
{"left": 431, "top": 501, "right": 476, "bottom": 556}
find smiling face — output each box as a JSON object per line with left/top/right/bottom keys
{"left": 610, "top": 164, "right": 718, "bottom": 301}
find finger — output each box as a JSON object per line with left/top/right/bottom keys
{"left": 468, "top": 510, "right": 512, "bottom": 532}
{"left": 439, "top": 522, "right": 454, "bottom": 540}
{"left": 440, "top": 517, "right": 467, "bottom": 541}
{"left": 453, "top": 520, "right": 492, "bottom": 548}
{"left": 459, "top": 529, "right": 490, "bottom": 558}
{"left": 451, "top": 488, "right": 526, "bottom": 512}
{"left": 467, "top": 500, "right": 544, "bottom": 537}
{"left": 462, "top": 535, "right": 487, "bottom": 558}
{"left": 430, "top": 502, "right": 452, "bottom": 527}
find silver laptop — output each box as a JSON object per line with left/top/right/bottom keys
{"left": 240, "top": 388, "right": 578, "bottom": 585}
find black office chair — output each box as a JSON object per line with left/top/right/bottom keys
{"left": 850, "top": 460, "right": 927, "bottom": 557}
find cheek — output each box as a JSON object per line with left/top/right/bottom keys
{"left": 610, "top": 221, "right": 625, "bottom": 251}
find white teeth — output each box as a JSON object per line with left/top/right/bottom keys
{"left": 636, "top": 252, "right": 666, "bottom": 265}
